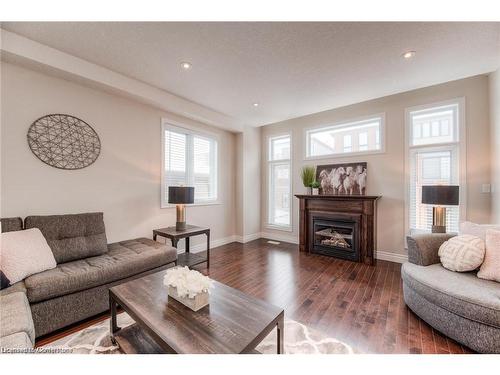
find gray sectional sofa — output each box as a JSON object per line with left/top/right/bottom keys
{"left": 403, "top": 234, "right": 500, "bottom": 353}
{"left": 0, "top": 212, "right": 177, "bottom": 349}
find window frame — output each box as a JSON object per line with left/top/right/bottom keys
{"left": 266, "top": 133, "right": 293, "bottom": 232}
{"left": 404, "top": 98, "right": 467, "bottom": 237}
{"left": 303, "top": 113, "right": 386, "bottom": 160}
{"left": 161, "top": 119, "right": 221, "bottom": 208}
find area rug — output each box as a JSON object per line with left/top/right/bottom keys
{"left": 42, "top": 313, "right": 353, "bottom": 354}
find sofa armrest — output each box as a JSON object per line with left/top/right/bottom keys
{"left": 406, "top": 233, "right": 456, "bottom": 266}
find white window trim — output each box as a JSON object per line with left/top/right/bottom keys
{"left": 404, "top": 97, "right": 467, "bottom": 239}
{"left": 160, "top": 118, "right": 221, "bottom": 208}
{"left": 303, "top": 113, "right": 386, "bottom": 161}
{"left": 266, "top": 133, "right": 293, "bottom": 232}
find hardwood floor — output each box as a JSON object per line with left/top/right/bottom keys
{"left": 36, "top": 238, "right": 473, "bottom": 353}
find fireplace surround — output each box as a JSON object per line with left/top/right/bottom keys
{"left": 295, "top": 195, "right": 380, "bottom": 265}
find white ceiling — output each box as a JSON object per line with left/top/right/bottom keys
{"left": 2, "top": 22, "right": 500, "bottom": 128}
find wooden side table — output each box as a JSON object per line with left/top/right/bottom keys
{"left": 153, "top": 225, "right": 210, "bottom": 268}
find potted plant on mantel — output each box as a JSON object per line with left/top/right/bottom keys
{"left": 301, "top": 166, "right": 316, "bottom": 195}
{"left": 311, "top": 181, "right": 320, "bottom": 195}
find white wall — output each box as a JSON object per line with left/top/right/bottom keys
{"left": 261, "top": 75, "right": 492, "bottom": 258}
{"left": 1, "top": 63, "right": 237, "bottom": 248}
{"left": 234, "top": 126, "right": 262, "bottom": 241}
{"left": 490, "top": 69, "right": 500, "bottom": 224}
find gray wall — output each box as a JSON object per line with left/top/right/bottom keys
{"left": 1, "top": 62, "right": 237, "bottom": 247}
{"left": 490, "top": 69, "right": 500, "bottom": 224}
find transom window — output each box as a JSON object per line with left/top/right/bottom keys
{"left": 409, "top": 103, "right": 458, "bottom": 146}
{"left": 161, "top": 122, "right": 218, "bottom": 207}
{"left": 267, "top": 135, "right": 291, "bottom": 229}
{"left": 306, "top": 115, "right": 384, "bottom": 158}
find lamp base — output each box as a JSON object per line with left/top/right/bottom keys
{"left": 432, "top": 206, "right": 447, "bottom": 233}
{"left": 176, "top": 204, "right": 187, "bottom": 231}
{"left": 431, "top": 225, "right": 446, "bottom": 233}
{"left": 176, "top": 221, "right": 187, "bottom": 231}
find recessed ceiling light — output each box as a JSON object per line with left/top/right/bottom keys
{"left": 180, "top": 62, "right": 192, "bottom": 70}
{"left": 402, "top": 51, "right": 416, "bottom": 59}
{"left": 253, "top": 103, "right": 259, "bottom": 107}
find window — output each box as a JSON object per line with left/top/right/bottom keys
{"left": 161, "top": 123, "right": 218, "bottom": 207}
{"left": 268, "top": 135, "right": 291, "bottom": 229}
{"left": 359, "top": 132, "right": 368, "bottom": 151}
{"left": 306, "top": 115, "right": 384, "bottom": 158}
{"left": 407, "top": 101, "right": 463, "bottom": 234}
{"left": 410, "top": 104, "right": 458, "bottom": 146}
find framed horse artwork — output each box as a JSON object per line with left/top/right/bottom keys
{"left": 316, "top": 162, "right": 367, "bottom": 195}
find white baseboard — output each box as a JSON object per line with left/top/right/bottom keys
{"left": 173, "top": 233, "right": 407, "bottom": 264}
{"left": 260, "top": 231, "right": 299, "bottom": 244}
{"left": 176, "top": 235, "right": 238, "bottom": 254}
{"left": 375, "top": 250, "right": 408, "bottom": 264}
{"left": 234, "top": 232, "right": 262, "bottom": 244}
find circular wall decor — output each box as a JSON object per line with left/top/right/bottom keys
{"left": 27, "top": 114, "right": 101, "bottom": 170}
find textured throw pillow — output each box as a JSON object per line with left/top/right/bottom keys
{"left": 459, "top": 221, "right": 500, "bottom": 241}
{"left": 477, "top": 229, "right": 500, "bottom": 282}
{"left": 438, "top": 234, "right": 485, "bottom": 272}
{"left": 0, "top": 228, "right": 57, "bottom": 284}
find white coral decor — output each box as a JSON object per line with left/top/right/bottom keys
{"left": 163, "top": 266, "right": 213, "bottom": 299}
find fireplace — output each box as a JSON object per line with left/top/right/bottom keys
{"left": 296, "top": 195, "right": 380, "bottom": 264}
{"left": 312, "top": 218, "right": 359, "bottom": 261}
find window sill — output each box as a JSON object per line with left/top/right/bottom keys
{"left": 265, "top": 224, "right": 293, "bottom": 232}
{"left": 161, "top": 201, "right": 222, "bottom": 209}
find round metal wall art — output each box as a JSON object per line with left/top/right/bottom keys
{"left": 27, "top": 114, "right": 101, "bottom": 170}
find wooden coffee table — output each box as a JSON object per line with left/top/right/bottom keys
{"left": 109, "top": 270, "right": 284, "bottom": 354}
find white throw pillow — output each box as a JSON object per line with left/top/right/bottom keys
{"left": 459, "top": 221, "right": 500, "bottom": 241}
{"left": 477, "top": 229, "right": 500, "bottom": 283}
{"left": 0, "top": 228, "right": 57, "bottom": 285}
{"left": 438, "top": 234, "right": 485, "bottom": 272}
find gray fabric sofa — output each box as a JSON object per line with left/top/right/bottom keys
{"left": 403, "top": 234, "right": 500, "bottom": 353}
{"left": 0, "top": 213, "right": 177, "bottom": 348}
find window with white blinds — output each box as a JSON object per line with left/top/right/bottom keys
{"left": 161, "top": 123, "right": 218, "bottom": 206}
{"left": 407, "top": 101, "right": 463, "bottom": 234}
{"left": 268, "top": 135, "right": 291, "bottom": 229}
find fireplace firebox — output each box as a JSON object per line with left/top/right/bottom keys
{"left": 296, "top": 195, "right": 380, "bottom": 265}
{"left": 312, "top": 218, "right": 359, "bottom": 261}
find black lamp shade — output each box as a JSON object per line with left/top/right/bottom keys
{"left": 422, "top": 185, "right": 459, "bottom": 206}
{"left": 168, "top": 186, "right": 194, "bottom": 204}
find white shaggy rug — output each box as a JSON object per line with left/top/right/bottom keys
{"left": 43, "top": 313, "right": 353, "bottom": 354}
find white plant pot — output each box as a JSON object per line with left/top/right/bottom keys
{"left": 312, "top": 188, "right": 319, "bottom": 195}
{"left": 168, "top": 286, "right": 209, "bottom": 311}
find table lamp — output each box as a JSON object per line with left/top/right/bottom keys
{"left": 421, "top": 185, "right": 459, "bottom": 233}
{"left": 168, "top": 186, "right": 194, "bottom": 231}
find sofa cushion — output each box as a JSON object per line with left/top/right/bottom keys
{"left": 460, "top": 221, "right": 500, "bottom": 241}
{"left": 25, "top": 238, "right": 177, "bottom": 303}
{"left": 438, "top": 234, "right": 485, "bottom": 272}
{"left": 24, "top": 212, "right": 108, "bottom": 264}
{"left": 0, "top": 217, "right": 23, "bottom": 233}
{"left": 478, "top": 229, "right": 500, "bottom": 283}
{"left": 402, "top": 262, "right": 500, "bottom": 328}
{"left": 0, "top": 281, "right": 27, "bottom": 297}
{"left": 1, "top": 228, "right": 57, "bottom": 285}
{"left": 0, "top": 331, "right": 33, "bottom": 349}
{"left": 0, "top": 292, "right": 35, "bottom": 344}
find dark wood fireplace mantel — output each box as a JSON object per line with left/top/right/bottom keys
{"left": 295, "top": 195, "right": 380, "bottom": 265}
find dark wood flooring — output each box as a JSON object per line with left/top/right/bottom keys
{"left": 36, "top": 238, "right": 472, "bottom": 353}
